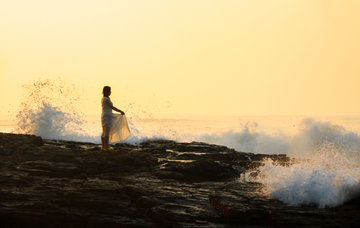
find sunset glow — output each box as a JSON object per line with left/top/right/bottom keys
{"left": 1, "top": 0, "right": 359, "bottom": 116}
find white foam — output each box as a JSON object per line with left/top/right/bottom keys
{"left": 197, "top": 122, "right": 290, "bottom": 154}
{"left": 12, "top": 78, "right": 178, "bottom": 144}
{"left": 256, "top": 145, "right": 360, "bottom": 208}
{"left": 13, "top": 78, "right": 99, "bottom": 143}
{"left": 196, "top": 118, "right": 360, "bottom": 158}
{"left": 196, "top": 118, "right": 360, "bottom": 208}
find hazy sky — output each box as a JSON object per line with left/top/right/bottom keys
{"left": 1, "top": 0, "right": 359, "bottom": 116}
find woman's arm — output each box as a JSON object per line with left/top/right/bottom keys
{"left": 105, "top": 99, "right": 125, "bottom": 115}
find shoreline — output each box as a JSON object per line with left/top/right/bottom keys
{"left": 1, "top": 132, "right": 360, "bottom": 227}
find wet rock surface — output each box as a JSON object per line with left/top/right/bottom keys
{"left": 0, "top": 133, "right": 359, "bottom": 227}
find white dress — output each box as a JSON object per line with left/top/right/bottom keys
{"left": 101, "top": 97, "right": 131, "bottom": 142}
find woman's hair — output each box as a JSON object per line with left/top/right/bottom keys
{"left": 103, "top": 86, "right": 111, "bottom": 97}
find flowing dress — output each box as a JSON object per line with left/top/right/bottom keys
{"left": 101, "top": 97, "right": 130, "bottom": 142}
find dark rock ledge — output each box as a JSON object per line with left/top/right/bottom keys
{"left": 0, "top": 133, "right": 359, "bottom": 228}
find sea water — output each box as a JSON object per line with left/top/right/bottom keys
{"left": 1, "top": 78, "right": 360, "bottom": 208}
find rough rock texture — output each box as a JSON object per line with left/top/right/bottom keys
{"left": 0, "top": 133, "right": 359, "bottom": 227}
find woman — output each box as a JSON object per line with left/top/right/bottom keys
{"left": 101, "top": 86, "right": 130, "bottom": 151}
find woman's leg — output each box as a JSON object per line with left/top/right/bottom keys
{"left": 104, "top": 136, "right": 109, "bottom": 149}
{"left": 102, "top": 125, "right": 111, "bottom": 149}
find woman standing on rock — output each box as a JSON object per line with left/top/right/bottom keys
{"left": 101, "top": 86, "right": 131, "bottom": 151}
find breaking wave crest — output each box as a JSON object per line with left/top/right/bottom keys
{"left": 255, "top": 144, "right": 360, "bottom": 208}
{"left": 196, "top": 118, "right": 360, "bottom": 208}
{"left": 235, "top": 119, "right": 360, "bottom": 208}
{"left": 13, "top": 78, "right": 94, "bottom": 142}
{"left": 197, "top": 118, "right": 360, "bottom": 158}
{"left": 12, "top": 78, "right": 171, "bottom": 144}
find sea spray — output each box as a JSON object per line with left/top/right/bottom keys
{"left": 289, "top": 118, "right": 360, "bottom": 158}
{"left": 197, "top": 117, "right": 360, "bottom": 158}
{"left": 11, "top": 78, "right": 174, "bottom": 144}
{"left": 255, "top": 142, "right": 360, "bottom": 208}
{"left": 196, "top": 118, "right": 360, "bottom": 208}
{"left": 198, "top": 121, "right": 289, "bottom": 153}
{"left": 13, "top": 78, "right": 96, "bottom": 142}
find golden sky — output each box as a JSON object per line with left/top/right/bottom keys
{"left": 1, "top": 0, "right": 360, "bottom": 116}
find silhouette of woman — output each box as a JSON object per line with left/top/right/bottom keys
{"left": 101, "top": 86, "right": 130, "bottom": 150}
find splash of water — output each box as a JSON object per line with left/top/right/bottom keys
{"left": 198, "top": 118, "right": 360, "bottom": 158}
{"left": 12, "top": 78, "right": 172, "bottom": 144}
{"left": 198, "top": 121, "right": 289, "bottom": 153}
{"left": 289, "top": 118, "right": 360, "bottom": 158}
{"left": 251, "top": 123, "right": 360, "bottom": 208}
{"left": 255, "top": 144, "right": 360, "bottom": 208}
{"left": 13, "top": 78, "right": 95, "bottom": 142}
{"left": 197, "top": 118, "right": 360, "bottom": 208}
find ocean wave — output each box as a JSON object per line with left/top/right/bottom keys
{"left": 255, "top": 145, "right": 360, "bottom": 208}
{"left": 197, "top": 118, "right": 360, "bottom": 159}
{"left": 196, "top": 118, "right": 360, "bottom": 208}
{"left": 12, "top": 78, "right": 360, "bottom": 208}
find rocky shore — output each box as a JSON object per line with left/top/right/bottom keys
{"left": 0, "top": 133, "right": 359, "bottom": 227}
